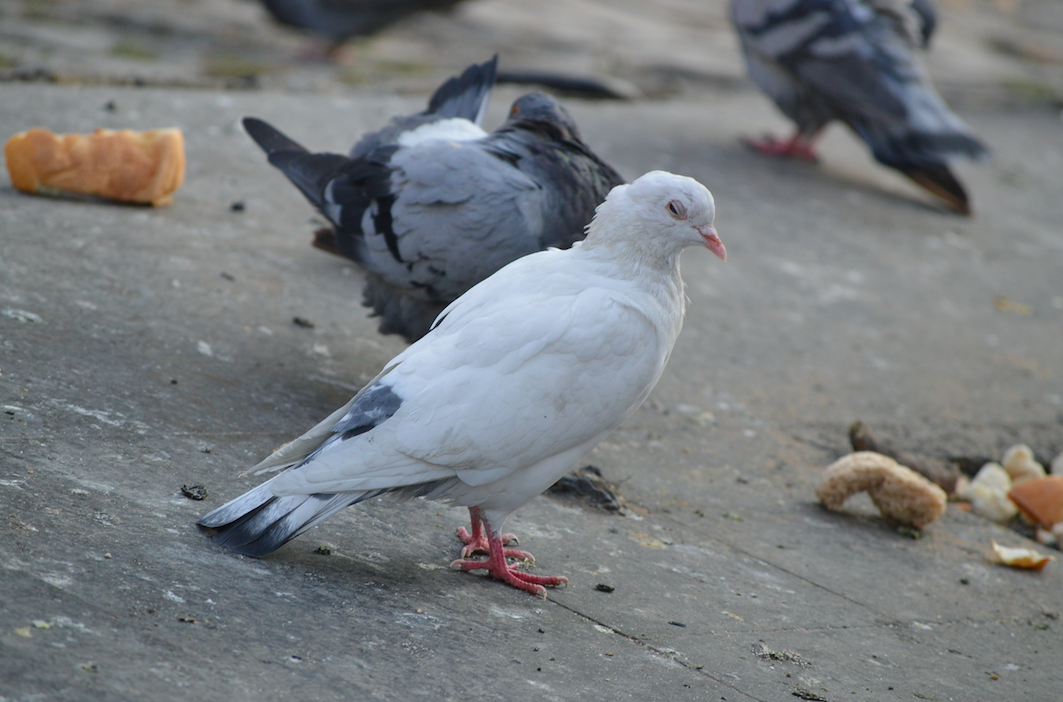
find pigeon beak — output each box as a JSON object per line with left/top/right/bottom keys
{"left": 698, "top": 224, "right": 726, "bottom": 261}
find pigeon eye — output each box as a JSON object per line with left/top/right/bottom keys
{"left": 666, "top": 200, "right": 687, "bottom": 220}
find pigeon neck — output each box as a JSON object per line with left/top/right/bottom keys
{"left": 578, "top": 217, "right": 688, "bottom": 322}
{"left": 580, "top": 214, "right": 686, "bottom": 278}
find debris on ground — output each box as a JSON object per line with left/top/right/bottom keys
{"left": 849, "top": 421, "right": 961, "bottom": 495}
{"left": 180, "top": 484, "right": 209, "bottom": 501}
{"left": 5, "top": 127, "right": 186, "bottom": 206}
{"left": 751, "top": 641, "right": 812, "bottom": 668}
{"left": 961, "top": 463, "right": 1018, "bottom": 523}
{"left": 817, "top": 452, "right": 948, "bottom": 529}
{"left": 1002, "top": 444, "right": 1047, "bottom": 485}
{"left": 1008, "top": 475, "right": 1063, "bottom": 529}
{"left": 1051, "top": 449, "right": 1063, "bottom": 475}
{"left": 991, "top": 540, "right": 1055, "bottom": 571}
{"left": 546, "top": 465, "right": 623, "bottom": 512}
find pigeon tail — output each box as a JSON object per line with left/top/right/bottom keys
{"left": 243, "top": 117, "right": 354, "bottom": 211}
{"left": 198, "top": 484, "right": 385, "bottom": 557}
{"left": 243, "top": 117, "right": 308, "bottom": 154}
{"left": 425, "top": 54, "right": 498, "bottom": 125}
{"left": 895, "top": 162, "right": 971, "bottom": 215}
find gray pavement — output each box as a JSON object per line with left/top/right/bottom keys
{"left": 2, "top": 2, "right": 1063, "bottom": 701}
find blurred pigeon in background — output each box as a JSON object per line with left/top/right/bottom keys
{"left": 259, "top": 0, "right": 468, "bottom": 59}
{"left": 243, "top": 57, "right": 625, "bottom": 342}
{"left": 731, "top": 0, "right": 988, "bottom": 214}
{"left": 198, "top": 170, "right": 727, "bottom": 596}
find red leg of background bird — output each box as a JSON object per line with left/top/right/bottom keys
{"left": 741, "top": 129, "right": 819, "bottom": 161}
{"left": 456, "top": 507, "right": 527, "bottom": 559}
{"left": 451, "top": 513, "right": 568, "bottom": 596}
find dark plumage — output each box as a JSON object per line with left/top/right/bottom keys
{"left": 731, "top": 0, "right": 988, "bottom": 214}
{"left": 243, "top": 58, "right": 624, "bottom": 341}
{"left": 259, "top": 0, "right": 467, "bottom": 58}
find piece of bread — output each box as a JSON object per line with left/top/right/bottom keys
{"left": 817, "top": 451, "right": 948, "bottom": 529}
{"left": 5, "top": 127, "right": 185, "bottom": 206}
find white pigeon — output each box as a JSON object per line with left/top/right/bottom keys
{"left": 198, "top": 170, "right": 726, "bottom": 596}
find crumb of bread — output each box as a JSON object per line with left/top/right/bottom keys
{"left": 817, "top": 451, "right": 947, "bottom": 529}
{"left": 991, "top": 540, "right": 1054, "bottom": 571}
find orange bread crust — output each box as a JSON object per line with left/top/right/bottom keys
{"left": 5, "top": 127, "right": 185, "bottom": 206}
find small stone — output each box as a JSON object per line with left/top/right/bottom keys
{"left": 595, "top": 583, "right": 615, "bottom": 593}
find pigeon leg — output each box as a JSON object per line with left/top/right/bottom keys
{"left": 456, "top": 506, "right": 527, "bottom": 559}
{"left": 742, "top": 129, "right": 820, "bottom": 161}
{"left": 452, "top": 511, "right": 568, "bottom": 597}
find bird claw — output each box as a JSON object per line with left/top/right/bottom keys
{"left": 451, "top": 557, "right": 568, "bottom": 597}
{"left": 453, "top": 506, "right": 564, "bottom": 595}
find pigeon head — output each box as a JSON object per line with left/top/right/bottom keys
{"left": 588, "top": 171, "right": 726, "bottom": 262}
{"left": 505, "top": 92, "right": 583, "bottom": 142}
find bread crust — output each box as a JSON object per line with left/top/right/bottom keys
{"left": 5, "top": 127, "right": 185, "bottom": 206}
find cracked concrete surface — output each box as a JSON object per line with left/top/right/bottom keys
{"left": 2, "top": 1, "right": 1063, "bottom": 701}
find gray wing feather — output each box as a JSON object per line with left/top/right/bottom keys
{"left": 356, "top": 142, "right": 545, "bottom": 302}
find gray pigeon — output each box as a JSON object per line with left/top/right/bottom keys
{"left": 243, "top": 59, "right": 625, "bottom": 342}
{"left": 731, "top": 0, "right": 988, "bottom": 214}
{"left": 259, "top": 0, "right": 467, "bottom": 59}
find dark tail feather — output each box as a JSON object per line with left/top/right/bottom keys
{"left": 266, "top": 150, "right": 352, "bottom": 211}
{"left": 243, "top": 117, "right": 308, "bottom": 155}
{"left": 425, "top": 55, "right": 498, "bottom": 125}
{"left": 895, "top": 162, "right": 972, "bottom": 215}
{"left": 243, "top": 117, "right": 352, "bottom": 211}
{"left": 197, "top": 482, "right": 385, "bottom": 558}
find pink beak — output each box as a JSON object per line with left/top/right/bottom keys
{"left": 698, "top": 224, "right": 726, "bottom": 261}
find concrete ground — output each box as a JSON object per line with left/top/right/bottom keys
{"left": 2, "top": 1, "right": 1062, "bottom": 701}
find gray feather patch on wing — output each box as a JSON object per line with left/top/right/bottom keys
{"left": 332, "top": 383, "right": 403, "bottom": 438}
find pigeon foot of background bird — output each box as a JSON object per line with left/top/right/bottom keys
{"left": 741, "top": 133, "right": 819, "bottom": 162}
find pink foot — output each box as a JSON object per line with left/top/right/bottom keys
{"left": 456, "top": 506, "right": 529, "bottom": 559}
{"left": 741, "top": 132, "right": 819, "bottom": 162}
{"left": 452, "top": 508, "right": 568, "bottom": 597}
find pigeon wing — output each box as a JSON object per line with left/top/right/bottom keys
{"left": 264, "top": 253, "right": 668, "bottom": 496}
{"left": 354, "top": 140, "right": 549, "bottom": 302}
